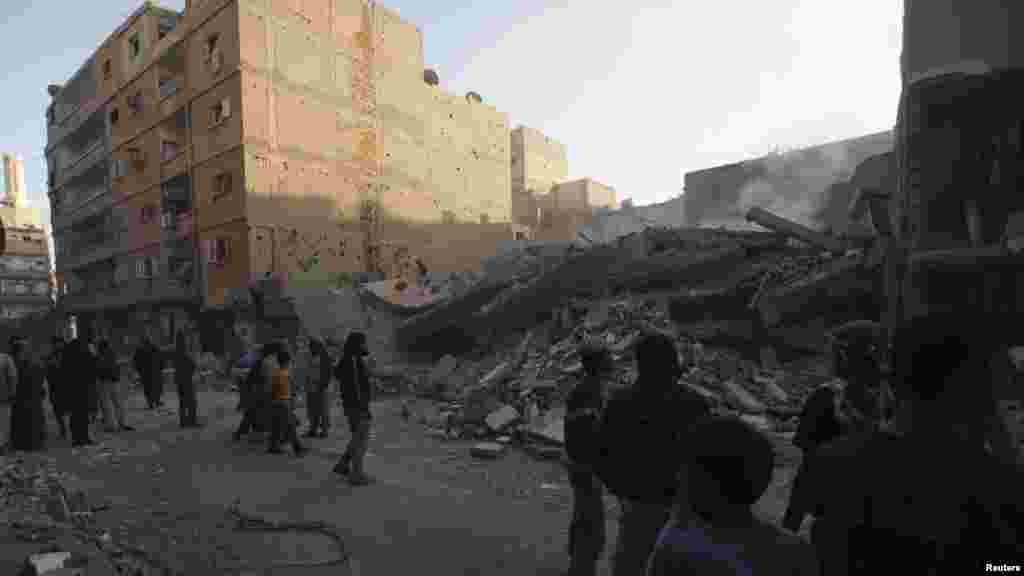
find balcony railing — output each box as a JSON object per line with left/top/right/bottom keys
{"left": 60, "top": 275, "right": 196, "bottom": 311}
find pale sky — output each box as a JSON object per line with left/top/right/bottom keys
{"left": 0, "top": 0, "right": 903, "bottom": 261}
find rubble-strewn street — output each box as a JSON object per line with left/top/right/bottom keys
{"left": 0, "top": 381, "right": 803, "bottom": 575}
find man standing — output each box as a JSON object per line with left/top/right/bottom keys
{"left": 10, "top": 338, "right": 46, "bottom": 452}
{"left": 63, "top": 338, "right": 96, "bottom": 447}
{"left": 174, "top": 331, "right": 199, "bottom": 428}
{"left": 0, "top": 339, "right": 17, "bottom": 452}
{"left": 565, "top": 341, "right": 613, "bottom": 576}
{"left": 46, "top": 337, "right": 68, "bottom": 439}
{"left": 233, "top": 343, "right": 278, "bottom": 442}
{"left": 96, "top": 340, "right": 133, "bottom": 433}
{"left": 595, "top": 331, "right": 711, "bottom": 576}
{"left": 134, "top": 336, "right": 162, "bottom": 409}
{"left": 332, "top": 332, "right": 374, "bottom": 485}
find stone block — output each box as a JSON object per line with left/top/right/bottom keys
{"left": 485, "top": 405, "right": 519, "bottom": 432}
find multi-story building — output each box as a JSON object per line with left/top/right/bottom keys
{"left": 45, "top": 0, "right": 523, "bottom": 344}
{"left": 0, "top": 154, "right": 53, "bottom": 321}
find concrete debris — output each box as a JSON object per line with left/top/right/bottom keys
{"left": 470, "top": 443, "right": 507, "bottom": 460}
{"left": 485, "top": 405, "right": 520, "bottom": 432}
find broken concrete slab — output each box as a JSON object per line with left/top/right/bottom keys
{"left": 470, "top": 442, "right": 507, "bottom": 460}
{"left": 485, "top": 405, "right": 520, "bottom": 432}
{"left": 754, "top": 374, "right": 790, "bottom": 403}
{"left": 720, "top": 378, "right": 766, "bottom": 413}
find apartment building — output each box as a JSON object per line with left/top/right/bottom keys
{"left": 0, "top": 155, "right": 53, "bottom": 321}
{"left": 46, "top": 0, "right": 526, "bottom": 344}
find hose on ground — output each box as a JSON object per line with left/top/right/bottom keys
{"left": 224, "top": 500, "right": 352, "bottom": 573}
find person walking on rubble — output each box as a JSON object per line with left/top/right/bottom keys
{"left": 96, "top": 340, "right": 134, "bottom": 433}
{"left": 332, "top": 331, "right": 375, "bottom": 485}
{"left": 266, "top": 347, "right": 306, "bottom": 456}
{"left": 174, "top": 331, "right": 200, "bottom": 428}
{"left": 565, "top": 340, "right": 613, "bottom": 576}
{"left": 797, "top": 313, "right": 1023, "bottom": 575}
{"left": 10, "top": 337, "right": 47, "bottom": 452}
{"left": 783, "top": 320, "right": 888, "bottom": 533}
{"left": 46, "top": 337, "right": 68, "bottom": 439}
{"left": 595, "top": 331, "right": 712, "bottom": 576}
{"left": 303, "top": 339, "right": 333, "bottom": 438}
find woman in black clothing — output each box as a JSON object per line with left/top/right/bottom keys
{"left": 10, "top": 338, "right": 47, "bottom": 452}
{"left": 62, "top": 338, "right": 96, "bottom": 447}
{"left": 174, "top": 332, "right": 198, "bottom": 428}
{"left": 332, "top": 332, "right": 373, "bottom": 485}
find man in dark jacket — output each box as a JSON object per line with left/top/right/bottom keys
{"left": 332, "top": 332, "right": 374, "bottom": 485}
{"left": 233, "top": 342, "right": 280, "bottom": 442}
{"left": 595, "top": 331, "right": 711, "bottom": 576}
{"left": 802, "top": 313, "right": 1023, "bottom": 575}
{"left": 134, "top": 336, "right": 162, "bottom": 409}
{"left": 63, "top": 338, "right": 96, "bottom": 447}
{"left": 565, "top": 340, "right": 613, "bottom": 576}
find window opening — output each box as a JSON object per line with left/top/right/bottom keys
{"left": 128, "top": 33, "right": 141, "bottom": 61}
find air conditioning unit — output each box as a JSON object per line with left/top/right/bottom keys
{"left": 160, "top": 212, "right": 175, "bottom": 229}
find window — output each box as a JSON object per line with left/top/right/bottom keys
{"left": 205, "top": 238, "right": 230, "bottom": 265}
{"left": 110, "top": 107, "right": 119, "bottom": 125}
{"left": 127, "top": 91, "right": 142, "bottom": 114}
{"left": 158, "top": 15, "right": 176, "bottom": 39}
{"left": 161, "top": 139, "right": 179, "bottom": 162}
{"left": 128, "top": 32, "right": 141, "bottom": 61}
{"left": 205, "top": 33, "right": 220, "bottom": 58}
{"left": 111, "top": 158, "right": 126, "bottom": 179}
{"left": 213, "top": 172, "right": 232, "bottom": 200}
{"left": 136, "top": 257, "right": 156, "bottom": 278}
{"left": 158, "top": 75, "right": 177, "bottom": 99}
{"left": 140, "top": 204, "right": 156, "bottom": 224}
{"left": 479, "top": 213, "right": 490, "bottom": 225}
{"left": 127, "top": 147, "right": 145, "bottom": 170}
{"left": 441, "top": 210, "right": 456, "bottom": 224}
{"left": 209, "top": 98, "right": 230, "bottom": 127}
{"left": 103, "top": 59, "right": 112, "bottom": 79}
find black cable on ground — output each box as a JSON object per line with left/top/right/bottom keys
{"left": 224, "top": 501, "right": 352, "bottom": 573}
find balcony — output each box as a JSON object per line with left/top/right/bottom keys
{"left": 60, "top": 275, "right": 196, "bottom": 312}
{"left": 55, "top": 139, "right": 107, "bottom": 190}
{"left": 52, "top": 162, "right": 110, "bottom": 231}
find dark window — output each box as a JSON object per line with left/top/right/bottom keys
{"left": 110, "top": 107, "right": 119, "bottom": 125}
{"left": 128, "top": 33, "right": 141, "bottom": 61}
{"left": 103, "top": 59, "right": 112, "bottom": 79}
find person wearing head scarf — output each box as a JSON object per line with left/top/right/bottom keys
{"left": 594, "top": 331, "right": 712, "bottom": 576}
{"left": 331, "top": 331, "right": 374, "bottom": 485}
{"left": 233, "top": 341, "right": 280, "bottom": 442}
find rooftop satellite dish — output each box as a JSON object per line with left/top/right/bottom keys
{"left": 466, "top": 91, "right": 482, "bottom": 104}
{"left": 423, "top": 69, "right": 440, "bottom": 86}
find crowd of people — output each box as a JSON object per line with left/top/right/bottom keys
{"left": 0, "top": 331, "right": 201, "bottom": 452}
{"left": 564, "top": 314, "right": 1023, "bottom": 575}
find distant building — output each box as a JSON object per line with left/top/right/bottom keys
{"left": 0, "top": 154, "right": 53, "bottom": 321}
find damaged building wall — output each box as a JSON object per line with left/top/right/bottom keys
{"left": 683, "top": 131, "right": 894, "bottom": 230}
{"left": 510, "top": 126, "right": 568, "bottom": 228}
{"left": 374, "top": 4, "right": 513, "bottom": 274}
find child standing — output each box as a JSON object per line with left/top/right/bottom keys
{"left": 267, "top": 349, "right": 307, "bottom": 456}
{"left": 646, "top": 416, "right": 818, "bottom": 576}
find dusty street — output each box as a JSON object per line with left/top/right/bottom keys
{"left": 1, "top": 385, "right": 798, "bottom": 575}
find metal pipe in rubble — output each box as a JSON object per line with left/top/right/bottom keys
{"left": 744, "top": 206, "right": 845, "bottom": 253}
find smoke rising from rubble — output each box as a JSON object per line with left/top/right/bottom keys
{"left": 702, "top": 142, "right": 858, "bottom": 231}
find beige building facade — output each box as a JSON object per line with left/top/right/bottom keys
{"left": 0, "top": 154, "right": 53, "bottom": 321}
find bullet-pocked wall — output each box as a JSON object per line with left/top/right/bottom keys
{"left": 375, "top": 4, "right": 514, "bottom": 274}
{"left": 237, "top": 0, "right": 379, "bottom": 288}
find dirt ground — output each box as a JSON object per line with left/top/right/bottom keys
{"left": 0, "top": 386, "right": 799, "bottom": 575}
